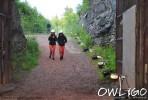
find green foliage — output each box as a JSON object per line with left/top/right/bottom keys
{"left": 89, "top": 45, "right": 116, "bottom": 80}
{"left": 50, "top": 7, "right": 79, "bottom": 33}
{"left": 94, "top": 45, "right": 115, "bottom": 69}
{"left": 15, "top": 0, "right": 50, "bottom": 34}
{"left": 77, "top": 0, "right": 90, "bottom": 15}
{"left": 12, "top": 37, "right": 40, "bottom": 71}
{"left": 21, "top": 37, "right": 41, "bottom": 70}
{"left": 50, "top": 16, "right": 60, "bottom": 33}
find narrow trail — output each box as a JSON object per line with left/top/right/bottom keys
{"left": 1, "top": 35, "right": 113, "bottom": 100}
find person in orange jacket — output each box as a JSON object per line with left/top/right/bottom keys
{"left": 48, "top": 29, "right": 57, "bottom": 60}
{"left": 57, "top": 30, "right": 67, "bottom": 60}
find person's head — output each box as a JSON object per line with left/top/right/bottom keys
{"left": 59, "top": 30, "right": 64, "bottom": 36}
{"left": 51, "top": 29, "right": 55, "bottom": 36}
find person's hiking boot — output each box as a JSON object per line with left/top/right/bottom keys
{"left": 60, "top": 56, "right": 63, "bottom": 60}
{"left": 60, "top": 57, "right": 62, "bottom": 60}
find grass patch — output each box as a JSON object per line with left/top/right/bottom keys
{"left": 87, "top": 45, "right": 116, "bottom": 80}
{"left": 12, "top": 72, "right": 24, "bottom": 80}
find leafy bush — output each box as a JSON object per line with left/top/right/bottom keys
{"left": 12, "top": 37, "right": 40, "bottom": 71}
{"left": 21, "top": 37, "right": 40, "bottom": 70}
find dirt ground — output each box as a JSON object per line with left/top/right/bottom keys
{"left": 1, "top": 35, "right": 113, "bottom": 100}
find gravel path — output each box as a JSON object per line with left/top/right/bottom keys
{"left": 1, "top": 35, "right": 113, "bottom": 100}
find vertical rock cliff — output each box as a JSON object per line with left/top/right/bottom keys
{"left": 80, "top": 0, "right": 116, "bottom": 46}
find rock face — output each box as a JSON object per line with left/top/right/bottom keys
{"left": 80, "top": 0, "right": 116, "bottom": 46}
{"left": 11, "top": 1, "right": 26, "bottom": 53}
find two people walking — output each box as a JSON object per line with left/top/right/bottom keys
{"left": 48, "top": 29, "right": 67, "bottom": 60}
